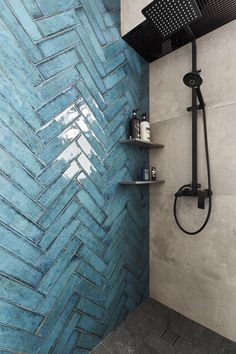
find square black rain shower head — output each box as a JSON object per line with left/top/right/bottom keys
{"left": 142, "top": 0, "right": 202, "bottom": 39}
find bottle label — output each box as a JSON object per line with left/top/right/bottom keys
{"left": 144, "top": 169, "right": 149, "bottom": 180}
{"left": 135, "top": 122, "right": 140, "bottom": 138}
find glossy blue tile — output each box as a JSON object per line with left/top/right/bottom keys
{"left": 0, "top": 0, "right": 149, "bottom": 352}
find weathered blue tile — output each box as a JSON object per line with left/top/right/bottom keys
{"left": 76, "top": 43, "right": 107, "bottom": 91}
{"left": 51, "top": 312, "right": 81, "bottom": 353}
{"left": 74, "top": 348, "right": 90, "bottom": 354}
{"left": 0, "top": 3, "right": 43, "bottom": 63}
{"left": 78, "top": 315, "right": 106, "bottom": 338}
{"left": 104, "top": 26, "right": 121, "bottom": 44}
{"left": 38, "top": 29, "right": 80, "bottom": 58}
{"left": 0, "top": 71, "right": 42, "bottom": 130}
{"left": 0, "top": 299, "right": 44, "bottom": 332}
{"left": 103, "top": 93, "right": 127, "bottom": 122}
{"left": 38, "top": 276, "right": 81, "bottom": 337}
{"left": 77, "top": 332, "right": 100, "bottom": 351}
{"left": 0, "top": 275, "right": 45, "bottom": 311}
{"left": 39, "top": 295, "right": 80, "bottom": 352}
{"left": 38, "top": 161, "right": 80, "bottom": 207}
{"left": 104, "top": 67, "right": 126, "bottom": 90}
{"left": 104, "top": 10, "right": 120, "bottom": 27}
{"left": 0, "top": 199, "right": 44, "bottom": 243}
{"left": 8, "top": 0, "right": 43, "bottom": 41}
{"left": 0, "top": 96, "right": 42, "bottom": 154}
{"left": 21, "top": 0, "right": 43, "bottom": 19}
{"left": 0, "top": 223, "right": 44, "bottom": 267}
{"left": 0, "top": 1, "right": 149, "bottom": 352}
{"left": 0, "top": 21, "right": 42, "bottom": 86}
{"left": 76, "top": 261, "right": 106, "bottom": 289}
{"left": 37, "top": 86, "right": 80, "bottom": 124}
{"left": 102, "top": 0, "right": 120, "bottom": 12}
{"left": 0, "top": 173, "right": 44, "bottom": 221}
{"left": 75, "top": 12, "right": 106, "bottom": 63}
{"left": 77, "top": 208, "right": 106, "bottom": 240}
{"left": 37, "top": 9, "right": 80, "bottom": 37}
{"left": 103, "top": 52, "right": 127, "bottom": 74}
{"left": 77, "top": 172, "right": 106, "bottom": 208}
{"left": 38, "top": 199, "right": 80, "bottom": 250}
{"left": 38, "top": 67, "right": 80, "bottom": 104}
{"left": 63, "top": 331, "right": 80, "bottom": 354}
{"left": 104, "top": 40, "right": 126, "bottom": 61}
{"left": 38, "top": 180, "right": 78, "bottom": 228}
{"left": 37, "top": 49, "right": 80, "bottom": 81}
{"left": 37, "top": 217, "right": 80, "bottom": 270}
{"left": 77, "top": 244, "right": 107, "bottom": 275}
{"left": 79, "top": 0, "right": 107, "bottom": 46}
{"left": 38, "top": 141, "right": 81, "bottom": 185}
{"left": 76, "top": 278, "right": 107, "bottom": 307}
{"left": 76, "top": 225, "right": 106, "bottom": 258}
{"left": 37, "top": 262, "right": 80, "bottom": 315}
{"left": 38, "top": 123, "right": 80, "bottom": 165}
{"left": 38, "top": 101, "right": 81, "bottom": 143}
{"left": 76, "top": 297, "right": 106, "bottom": 320}
{"left": 0, "top": 148, "right": 43, "bottom": 199}
{"left": 0, "top": 120, "right": 44, "bottom": 176}
{"left": 76, "top": 63, "right": 106, "bottom": 110}
{"left": 0, "top": 325, "right": 43, "bottom": 353}
{"left": 104, "top": 79, "right": 127, "bottom": 106}
{"left": 76, "top": 97, "right": 107, "bottom": 145}
{"left": 0, "top": 248, "right": 43, "bottom": 287}
{"left": 36, "top": 0, "right": 82, "bottom": 16}
{"left": 38, "top": 237, "right": 81, "bottom": 294}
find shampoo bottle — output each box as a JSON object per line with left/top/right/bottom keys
{"left": 129, "top": 109, "right": 140, "bottom": 139}
{"left": 140, "top": 113, "right": 150, "bottom": 141}
{"left": 141, "top": 162, "right": 149, "bottom": 181}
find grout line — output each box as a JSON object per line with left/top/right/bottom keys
{"left": 150, "top": 100, "right": 236, "bottom": 126}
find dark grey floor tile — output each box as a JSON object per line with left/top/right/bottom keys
{"left": 183, "top": 321, "right": 223, "bottom": 354}
{"left": 162, "top": 329, "right": 179, "bottom": 345}
{"left": 167, "top": 310, "right": 192, "bottom": 339}
{"left": 144, "top": 328, "right": 183, "bottom": 354}
{"left": 102, "top": 325, "right": 160, "bottom": 354}
{"left": 219, "top": 338, "right": 236, "bottom": 353}
{"left": 177, "top": 339, "right": 210, "bottom": 354}
{"left": 123, "top": 309, "right": 166, "bottom": 338}
{"left": 91, "top": 343, "right": 111, "bottom": 354}
{"left": 138, "top": 298, "right": 169, "bottom": 324}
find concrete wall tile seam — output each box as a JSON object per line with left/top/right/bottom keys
{"left": 0, "top": 0, "right": 149, "bottom": 353}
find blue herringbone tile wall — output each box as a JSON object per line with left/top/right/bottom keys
{"left": 0, "top": 0, "right": 149, "bottom": 352}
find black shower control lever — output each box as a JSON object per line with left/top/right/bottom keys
{"left": 175, "top": 188, "right": 212, "bottom": 210}
{"left": 186, "top": 104, "right": 203, "bottom": 112}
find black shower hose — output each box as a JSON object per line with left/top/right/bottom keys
{"left": 173, "top": 106, "right": 212, "bottom": 235}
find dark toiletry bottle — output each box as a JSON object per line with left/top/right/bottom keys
{"left": 141, "top": 162, "right": 149, "bottom": 181}
{"left": 151, "top": 167, "right": 157, "bottom": 181}
{"left": 129, "top": 109, "right": 140, "bottom": 139}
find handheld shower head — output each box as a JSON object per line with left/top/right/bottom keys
{"left": 142, "top": 0, "right": 202, "bottom": 39}
{"left": 183, "top": 72, "right": 205, "bottom": 107}
{"left": 183, "top": 72, "right": 203, "bottom": 88}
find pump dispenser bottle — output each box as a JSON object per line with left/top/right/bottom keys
{"left": 140, "top": 113, "right": 150, "bottom": 141}
{"left": 129, "top": 109, "right": 140, "bottom": 139}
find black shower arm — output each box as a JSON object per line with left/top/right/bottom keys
{"left": 184, "top": 26, "right": 197, "bottom": 72}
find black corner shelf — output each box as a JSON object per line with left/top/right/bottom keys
{"left": 119, "top": 180, "right": 165, "bottom": 185}
{"left": 120, "top": 139, "right": 164, "bottom": 149}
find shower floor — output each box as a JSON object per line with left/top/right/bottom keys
{"left": 91, "top": 298, "right": 236, "bottom": 354}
